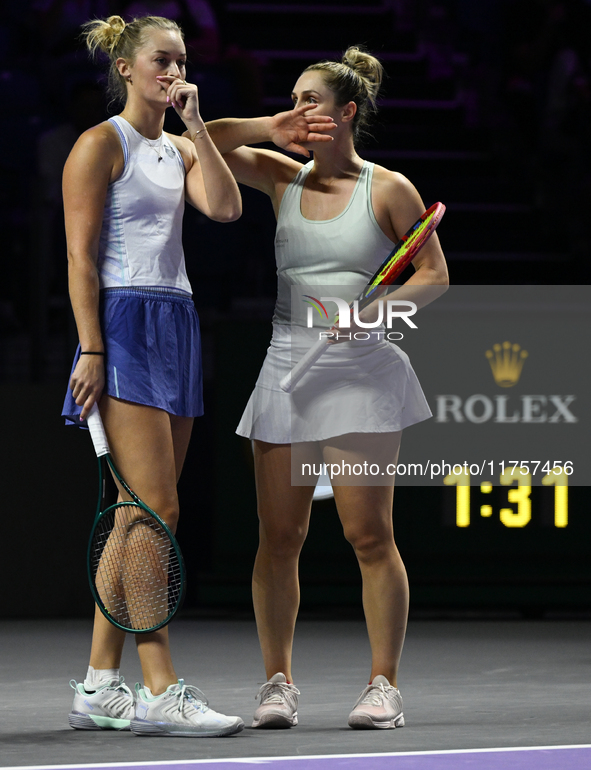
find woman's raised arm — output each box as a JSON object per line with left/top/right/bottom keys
{"left": 206, "top": 104, "right": 336, "bottom": 156}
{"left": 199, "top": 106, "right": 337, "bottom": 207}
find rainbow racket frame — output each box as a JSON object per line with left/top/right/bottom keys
{"left": 359, "top": 201, "right": 446, "bottom": 309}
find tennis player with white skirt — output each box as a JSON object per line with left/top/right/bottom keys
{"left": 206, "top": 46, "right": 449, "bottom": 729}
{"left": 61, "top": 14, "right": 245, "bottom": 737}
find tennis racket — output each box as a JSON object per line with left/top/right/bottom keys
{"left": 279, "top": 201, "right": 445, "bottom": 393}
{"left": 86, "top": 403, "right": 186, "bottom": 633}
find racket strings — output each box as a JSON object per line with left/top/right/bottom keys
{"left": 90, "top": 503, "right": 182, "bottom": 631}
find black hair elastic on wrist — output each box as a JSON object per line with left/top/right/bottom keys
{"left": 80, "top": 351, "right": 105, "bottom": 355}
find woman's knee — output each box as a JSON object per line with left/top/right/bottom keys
{"left": 151, "top": 495, "right": 180, "bottom": 533}
{"left": 258, "top": 518, "right": 308, "bottom": 559}
{"left": 344, "top": 525, "right": 395, "bottom": 563}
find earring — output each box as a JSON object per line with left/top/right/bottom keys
{"left": 127, "top": 76, "right": 133, "bottom": 85}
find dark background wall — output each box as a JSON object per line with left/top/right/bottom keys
{"left": 1, "top": 0, "right": 590, "bottom": 620}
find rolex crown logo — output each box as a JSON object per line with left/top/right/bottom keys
{"left": 485, "top": 341, "right": 528, "bottom": 387}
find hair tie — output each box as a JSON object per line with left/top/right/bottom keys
{"left": 110, "top": 21, "right": 126, "bottom": 40}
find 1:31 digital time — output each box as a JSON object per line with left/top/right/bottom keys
{"left": 444, "top": 467, "right": 568, "bottom": 528}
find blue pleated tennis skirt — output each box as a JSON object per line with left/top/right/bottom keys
{"left": 62, "top": 287, "right": 203, "bottom": 426}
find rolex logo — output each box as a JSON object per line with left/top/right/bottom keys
{"left": 436, "top": 341, "right": 576, "bottom": 423}
{"left": 485, "top": 342, "right": 528, "bottom": 388}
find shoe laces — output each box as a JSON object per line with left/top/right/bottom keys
{"left": 174, "top": 679, "right": 209, "bottom": 714}
{"left": 256, "top": 679, "right": 300, "bottom": 705}
{"left": 357, "top": 681, "right": 395, "bottom": 707}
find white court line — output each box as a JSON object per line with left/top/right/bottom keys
{"left": 4, "top": 743, "right": 591, "bottom": 770}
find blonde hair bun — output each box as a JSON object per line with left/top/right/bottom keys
{"left": 82, "top": 15, "right": 126, "bottom": 57}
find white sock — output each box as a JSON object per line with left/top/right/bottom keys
{"left": 83, "top": 665, "right": 120, "bottom": 691}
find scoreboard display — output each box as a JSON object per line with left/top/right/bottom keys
{"left": 388, "top": 286, "right": 590, "bottom": 610}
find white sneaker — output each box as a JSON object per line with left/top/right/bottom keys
{"left": 347, "top": 675, "right": 405, "bottom": 729}
{"left": 252, "top": 672, "right": 300, "bottom": 728}
{"left": 68, "top": 678, "right": 135, "bottom": 730}
{"left": 131, "top": 679, "right": 244, "bottom": 737}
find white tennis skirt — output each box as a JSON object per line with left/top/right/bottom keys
{"left": 236, "top": 324, "right": 432, "bottom": 444}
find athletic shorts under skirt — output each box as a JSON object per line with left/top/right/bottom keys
{"left": 62, "top": 287, "right": 203, "bottom": 426}
{"left": 236, "top": 324, "right": 432, "bottom": 444}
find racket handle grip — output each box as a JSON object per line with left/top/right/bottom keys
{"left": 279, "top": 336, "right": 330, "bottom": 393}
{"left": 86, "top": 403, "right": 110, "bottom": 458}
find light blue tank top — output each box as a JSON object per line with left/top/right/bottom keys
{"left": 273, "top": 160, "right": 395, "bottom": 326}
{"left": 97, "top": 116, "right": 191, "bottom": 293}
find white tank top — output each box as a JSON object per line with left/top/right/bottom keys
{"left": 97, "top": 116, "right": 192, "bottom": 293}
{"left": 273, "top": 160, "right": 395, "bottom": 326}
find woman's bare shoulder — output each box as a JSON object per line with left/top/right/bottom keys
{"left": 371, "top": 164, "right": 418, "bottom": 199}
{"left": 75, "top": 120, "right": 121, "bottom": 152}
{"left": 65, "top": 121, "right": 123, "bottom": 181}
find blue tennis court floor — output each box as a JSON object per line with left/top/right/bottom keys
{"left": 6, "top": 746, "right": 591, "bottom": 770}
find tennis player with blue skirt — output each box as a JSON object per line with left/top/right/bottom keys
{"left": 205, "top": 46, "right": 449, "bottom": 729}
{"left": 60, "top": 13, "right": 249, "bottom": 737}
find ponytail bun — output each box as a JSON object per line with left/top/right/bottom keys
{"left": 342, "top": 46, "right": 383, "bottom": 109}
